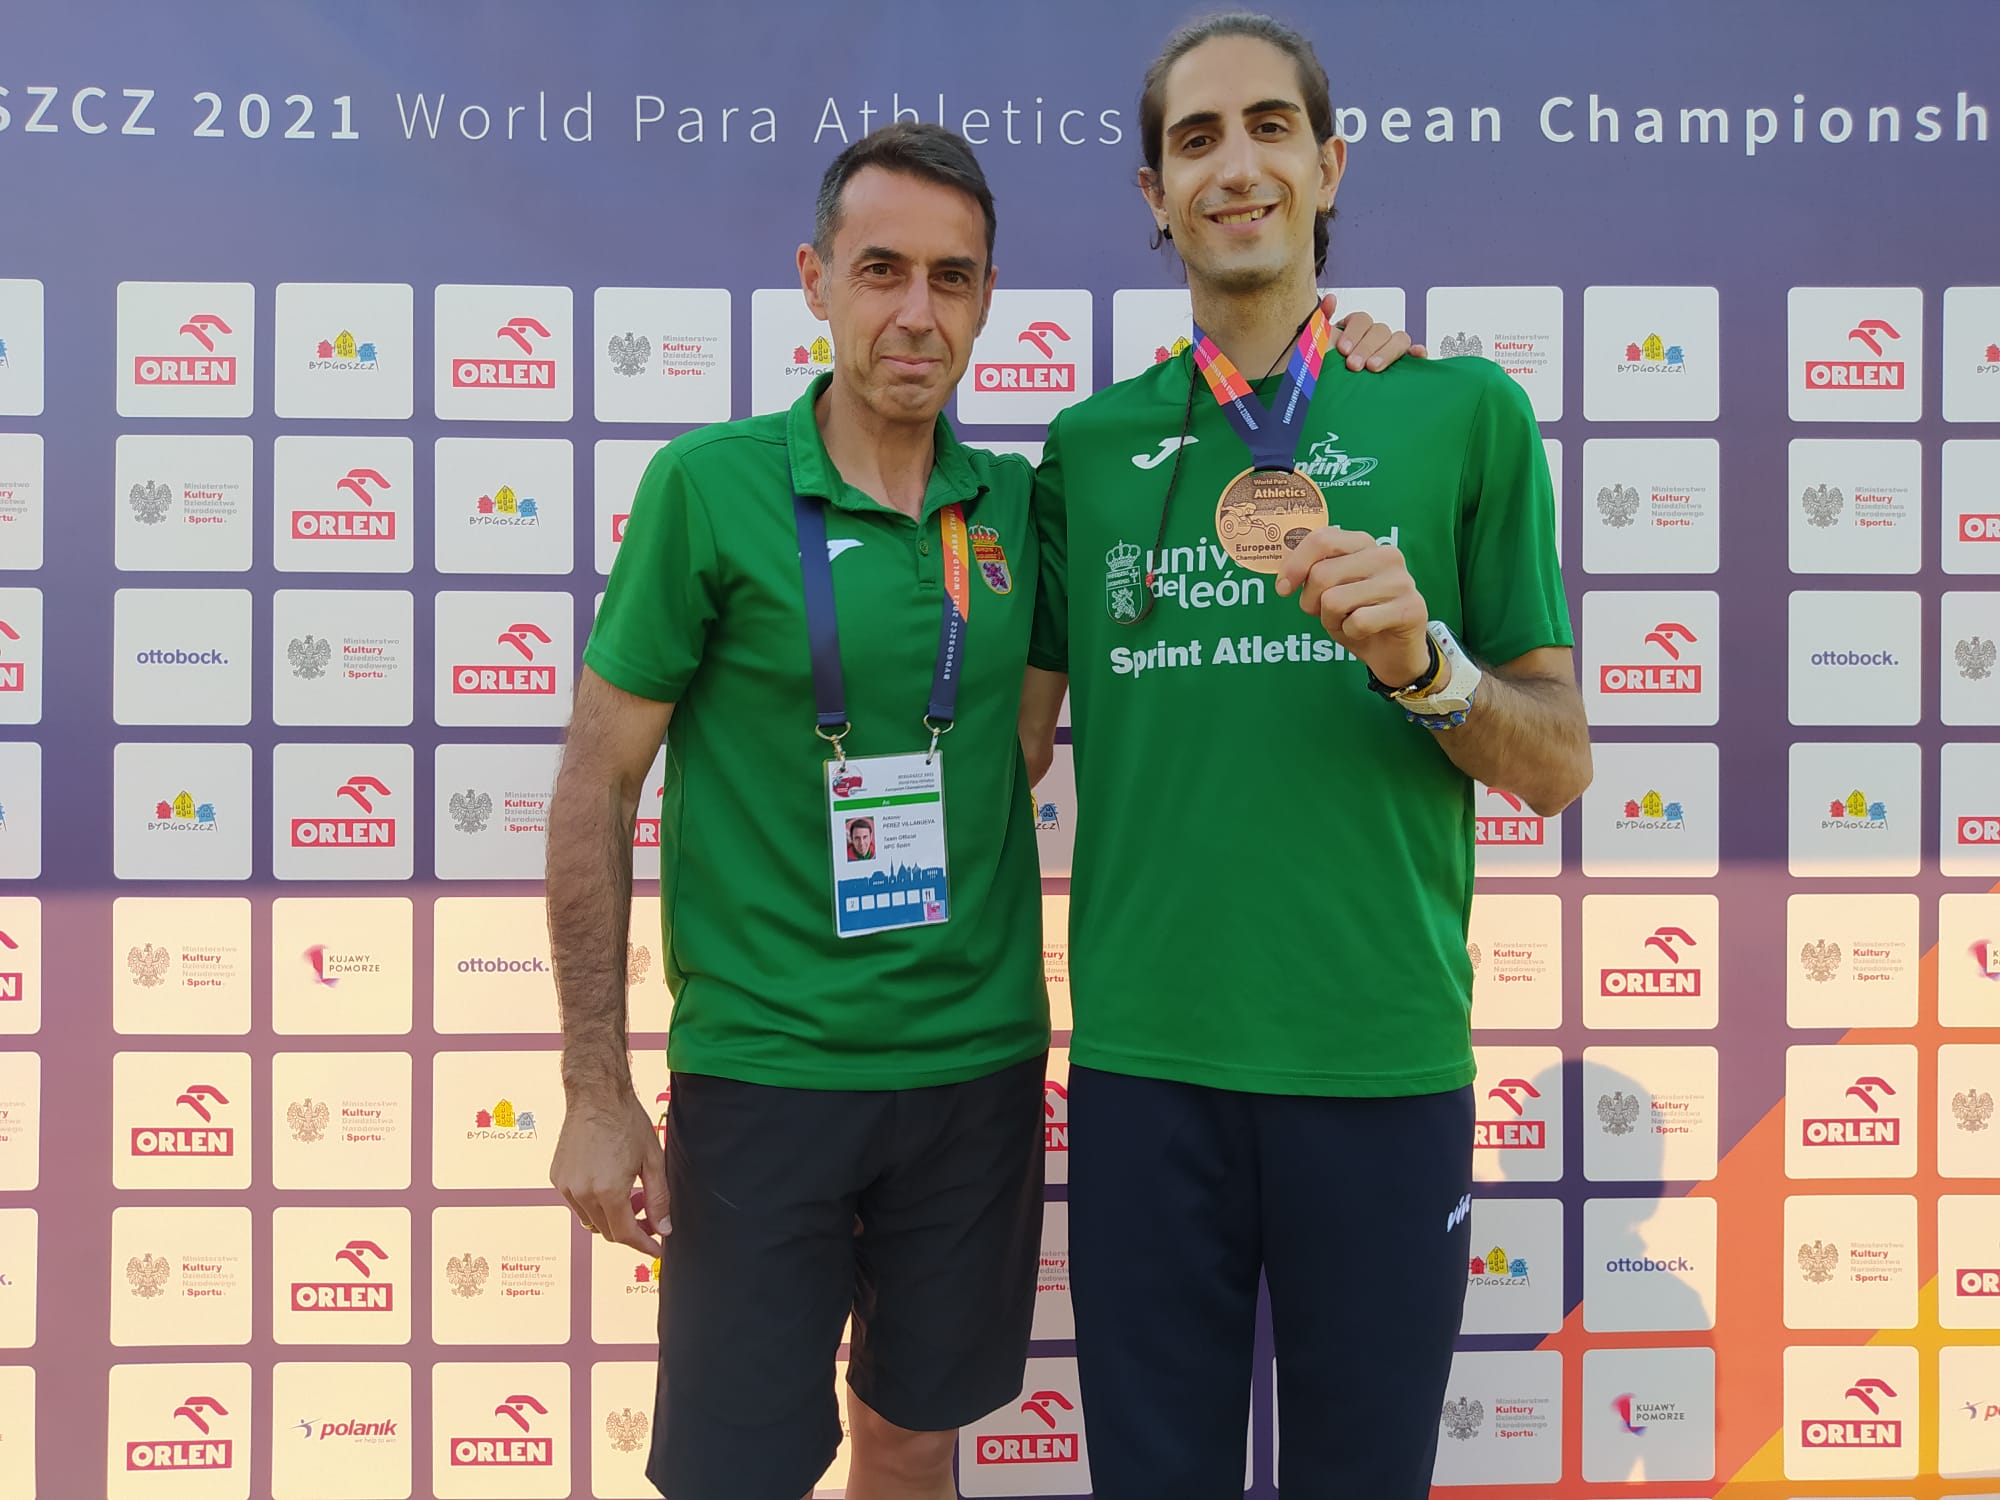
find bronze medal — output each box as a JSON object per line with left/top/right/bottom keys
{"left": 1214, "top": 467, "right": 1329, "bottom": 574}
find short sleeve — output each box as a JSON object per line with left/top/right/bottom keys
{"left": 1028, "top": 413, "right": 1071, "bottom": 673}
{"left": 1457, "top": 373, "right": 1574, "bottom": 666}
{"left": 582, "top": 443, "right": 722, "bottom": 702}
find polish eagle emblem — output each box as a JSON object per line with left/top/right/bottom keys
{"left": 1797, "top": 1238, "right": 1839, "bottom": 1284}
{"left": 125, "top": 1253, "right": 172, "bottom": 1298}
{"left": 449, "top": 789, "right": 493, "bottom": 834}
{"left": 288, "top": 634, "right": 333, "bottom": 680}
{"left": 1597, "top": 1091, "right": 1640, "bottom": 1136}
{"left": 607, "top": 332, "right": 651, "bottom": 377}
{"left": 287, "top": 1097, "right": 330, "bottom": 1143}
{"left": 445, "top": 1252, "right": 489, "bottom": 1298}
{"left": 605, "top": 1407, "right": 649, "bottom": 1453}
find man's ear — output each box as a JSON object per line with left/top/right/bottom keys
{"left": 1319, "top": 136, "right": 1347, "bottom": 213}
{"left": 797, "top": 243, "right": 830, "bottom": 321}
{"left": 1137, "top": 166, "right": 1169, "bottom": 233}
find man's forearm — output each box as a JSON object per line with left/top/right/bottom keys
{"left": 1429, "top": 670, "right": 1592, "bottom": 816}
{"left": 547, "top": 758, "right": 642, "bottom": 1101}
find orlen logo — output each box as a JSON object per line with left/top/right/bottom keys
{"left": 1602, "top": 926, "right": 1701, "bottom": 998}
{"left": 1475, "top": 1078, "right": 1546, "bottom": 1149}
{"left": 126, "top": 1395, "right": 235, "bottom": 1471}
{"left": 633, "top": 783, "right": 663, "bottom": 849}
{"left": 453, "top": 317, "right": 558, "bottom": 390}
{"left": 1599, "top": 622, "right": 1701, "bottom": 694}
{"left": 610, "top": 512, "right": 629, "bottom": 543}
{"left": 1953, "top": 1263, "right": 2000, "bottom": 1298}
{"left": 1044, "top": 1078, "right": 1069, "bottom": 1152}
{"left": 0, "top": 928, "right": 19, "bottom": 1004}
{"left": 1957, "top": 817, "right": 2000, "bottom": 847}
{"left": 1805, "top": 319, "right": 1906, "bottom": 391}
{"left": 450, "top": 1394, "right": 556, "bottom": 1467}
{"left": 292, "top": 1240, "right": 394, "bottom": 1312}
{"left": 1477, "top": 787, "right": 1544, "bottom": 845}
{"left": 1959, "top": 511, "right": 2000, "bottom": 543}
{"left": 1802, "top": 1076, "right": 1901, "bottom": 1146}
{"left": 0, "top": 619, "right": 23, "bottom": 693}
{"left": 134, "top": 314, "right": 238, "bottom": 387}
{"left": 291, "top": 776, "right": 397, "bottom": 848}
{"left": 131, "top": 1083, "right": 234, "bottom": 1157}
{"left": 453, "top": 623, "right": 557, "bottom": 695}
{"left": 975, "top": 321, "right": 1076, "bottom": 393}
{"left": 292, "top": 467, "right": 396, "bottom": 541}
{"left": 975, "top": 1390, "right": 1080, "bottom": 1466}
{"left": 1801, "top": 1378, "right": 1903, "bottom": 1448}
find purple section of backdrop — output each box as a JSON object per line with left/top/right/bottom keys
{"left": 2, "top": 0, "right": 1997, "bottom": 1494}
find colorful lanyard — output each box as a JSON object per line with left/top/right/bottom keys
{"left": 1190, "top": 295, "right": 1338, "bottom": 470}
{"left": 793, "top": 491, "right": 971, "bottom": 757}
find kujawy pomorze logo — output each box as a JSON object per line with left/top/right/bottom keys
{"left": 131, "top": 1083, "right": 234, "bottom": 1157}
{"left": 292, "top": 466, "right": 396, "bottom": 541}
{"left": 451, "top": 623, "right": 557, "bottom": 695}
{"left": 291, "top": 775, "right": 398, "bottom": 848}
{"left": 453, "top": 317, "right": 558, "bottom": 390}
{"left": 135, "top": 314, "right": 238, "bottom": 388}
{"left": 291, "top": 1239, "right": 395, "bottom": 1312}
{"left": 450, "top": 1394, "right": 556, "bottom": 1467}
{"left": 127, "top": 1394, "right": 235, "bottom": 1472}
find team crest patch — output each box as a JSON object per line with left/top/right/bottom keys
{"left": 970, "top": 524, "right": 1012, "bottom": 594}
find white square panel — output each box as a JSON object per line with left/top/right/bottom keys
{"left": 1942, "top": 590, "right": 2000, "bottom": 724}
{"left": 1432, "top": 1350, "right": 1563, "bottom": 1486}
{"left": 1788, "top": 591, "right": 1921, "bottom": 725}
{"left": 271, "top": 1051, "right": 413, "bottom": 1191}
{"left": 1462, "top": 1198, "right": 1564, "bottom": 1334}
{"left": 1580, "top": 1346, "right": 1715, "bottom": 1482}
{"left": 1788, "top": 286, "right": 1924, "bottom": 423}
{"left": 110, "top": 897, "right": 253, "bottom": 1035}
{"left": 593, "top": 287, "right": 731, "bottom": 424}
{"left": 1787, "top": 741, "right": 1920, "bottom": 878}
{"left": 270, "top": 897, "right": 414, "bottom": 1036}
{"left": 1943, "top": 742, "right": 2000, "bottom": 876}
{"left": 109, "top": 1206, "right": 253, "bottom": 1347}
{"left": 1782, "top": 1344, "right": 1918, "bottom": 1480}
{"left": 1940, "top": 1195, "right": 2000, "bottom": 1329}
{"left": 1939, "top": 1344, "right": 2000, "bottom": 1479}
{"left": 1941, "top": 440, "right": 2000, "bottom": 574}
{"left": 106, "top": 1360, "right": 253, "bottom": 1500}
{"left": 750, "top": 286, "right": 835, "bottom": 416}
{"left": 114, "top": 433, "right": 255, "bottom": 573}
{"left": 431, "top": 1361, "right": 570, "bottom": 1498}
{"left": 590, "top": 1360, "right": 665, "bottom": 1499}
{"left": 1785, "top": 893, "right": 1919, "bottom": 1028}
{"left": 955, "top": 289, "right": 1093, "bottom": 426}
{"left": 1582, "top": 1046, "right": 1719, "bottom": 1181}
{"left": 433, "top": 897, "right": 559, "bottom": 1033}
{"left": 0, "top": 586, "right": 42, "bottom": 724}
{"left": 434, "top": 439, "right": 575, "bottom": 575}
{"left": 112, "top": 588, "right": 251, "bottom": 726}
{"left": 273, "top": 282, "right": 415, "bottom": 421}
{"left": 1783, "top": 1193, "right": 1919, "bottom": 1330}
{"left": 117, "top": 280, "right": 255, "bottom": 418}
{"left": 1468, "top": 893, "right": 1563, "bottom": 1030}
{"left": 112, "top": 1051, "right": 252, "bottom": 1191}
{"left": 431, "top": 1205, "right": 571, "bottom": 1345}
{"left": 112, "top": 742, "right": 251, "bottom": 881}
{"left": 588, "top": 1233, "right": 663, "bottom": 1347}
{"left": 0, "top": 279, "right": 45, "bottom": 416}
{"left": 0, "top": 433, "right": 45, "bottom": 571}
{"left": 1582, "top": 591, "right": 1719, "bottom": 726}
{"left": 1788, "top": 439, "right": 1922, "bottom": 574}
{"left": 1582, "top": 1195, "right": 1716, "bottom": 1333}
{"left": 272, "top": 589, "right": 415, "bottom": 727}
{"left": 1425, "top": 285, "right": 1564, "bottom": 420}
{"left": 431, "top": 1051, "right": 564, "bottom": 1190}
{"left": 272, "top": 743, "right": 414, "bottom": 882}
{"left": 434, "top": 743, "right": 560, "bottom": 880}
{"left": 1939, "top": 1044, "right": 2000, "bottom": 1178}
{"left": 0, "top": 1207, "right": 36, "bottom": 1347}
{"left": 272, "top": 436, "right": 415, "bottom": 574}
{"left": 434, "top": 591, "right": 574, "bottom": 728}
{"left": 0, "top": 1366, "right": 27, "bottom": 1495}
{"left": 434, "top": 284, "right": 574, "bottom": 422}
{"left": 1581, "top": 742, "right": 1720, "bottom": 878}
{"left": 1472, "top": 1046, "right": 1563, "bottom": 1182}
{"left": 1785, "top": 1044, "right": 1918, "bottom": 1180}
{"left": 0, "top": 896, "right": 42, "bottom": 1036}
{"left": 1582, "top": 285, "right": 1720, "bottom": 422}
{"left": 1582, "top": 894, "right": 1718, "bottom": 1030}
{"left": 270, "top": 1361, "right": 413, "bottom": 1500}
{"left": 1581, "top": 438, "right": 1720, "bottom": 575}
{"left": 1943, "top": 285, "right": 2000, "bottom": 423}
{"left": 0, "top": 1050, "right": 39, "bottom": 1190}
{"left": 593, "top": 440, "right": 664, "bottom": 576}
{"left": 958, "top": 1357, "right": 1091, "bottom": 1496}
{"left": 0, "top": 742, "right": 38, "bottom": 881}
{"left": 272, "top": 1206, "right": 412, "bottom": 1346}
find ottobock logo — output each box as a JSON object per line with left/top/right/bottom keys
{"left": 135, "top": 314, "right": 238, "bottom": 387}
{"left": 454, "top": 317, "right": 559, "bottom": 390}
{"left": 129, "top": 478, "right": 175, "bottom": 525}
{"left": 974, "top": 321, "right": 1075, "bottom": 393}
{"left": 1957, "top": 816, "right": 2000, "bottom": 847}
{"left": 292, "top": 466, "right": 396, "bottom": 541}
{"left": 1600, "top": 622, "right": 1701, "bottom": 694}
{"left": 292, "top": 1240, "right": 395, "bottom": 1312}
{"left": 126, "top": 1394, "right": 235, "bottom": 1472}
{"left": 975, "top": 1390, "right": 1080, "bottom": 1466}
{"left": 471, "top": 483, "right": 540, "bottom": 526}
{"left": 1044, "top": 1079, "right": 1069, "bottom": 1152}
{"left": 1957, "top": 637, "right": 1997, "bottom": 681}
{"left": 1798, "top": 1238, "right": 1841, "bottom": 1283}
{"left": 1801, "top": 1378, "right": 1903, "bottom": 1449}
{"left": 291, "top": 775, "right": 397, "bottom": 848}
{"left": 126, "top": 1251, "right": 172, "bottom": 1299}
{"left": 1617, "top": 333, "right": 1687, "bottom": 373}
{"left": 1468, "top": 1245, "right": 1530, "bottom": 1280}
{"left": 1475, "top": 1077, "right": 1545, "bottom": 1149}
{"left": 287, "top": 1097, "right": 331, "bottom": 1142}
{"left": 1597, "top": 482, "right": 1641, "bottom": 529}
{"left": 1597, "top": 1091, "right": 1641, "bottom": 1135}
{"left": 309, "top": 330, "right": 379, "bottom": 373}
{"left": 131, "top": 1082, "right": 234, "bottom": 1157}
{"left": 1805, "top": 319, "right": 1906, "bottom": 391}
{"left": 1800, "top": 939, "right": 1843, "bottom": 983}
{"left": 1477, "top": 787, "right": 1545, "bottom": 845}
{"left": 0, "top": 928, "right": 20, "bottom": 1004}
{"left": 1803, "top": 1075, "right": 1901, "bottom": 1146}
{"left": 454, "top": 954, "right": 549, "bottom": 975}
{"left": 451, "top": 1394, "right": 557, "bottom": 1467}
{"left": 452, "top": 623, "right": 557, "bottom": 695}
{"left": 1602, "top": 925, "right": 1700, "bottom": 997}
{"left": 0, "top": 620, "right": 25, "bottom": 694}
{"left": 605, "top": 1407, "right": 648, "bottom": 1453}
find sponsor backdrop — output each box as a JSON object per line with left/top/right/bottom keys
{"left": 2, "top": 1, "right": 1998, "bottom": 1495}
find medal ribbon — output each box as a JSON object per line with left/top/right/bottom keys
{"left": 1190, "top": 295, "right": 1338, "bottom": 471}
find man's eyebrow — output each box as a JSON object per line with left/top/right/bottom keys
{"left": 852, "top": 245, "right": 908, "bottom": 265}
{"left": 1167, "top": 99, "right": 1303, "bottom": 137}
{"left": 851, "top": 247, "right": 983, "bottom": 273}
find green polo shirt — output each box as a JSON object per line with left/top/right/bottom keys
{"left": 1030, "top": 350, "right": 1571, "bottom": 1096}
{"left": 585, "top": 374, "right": 1049, "bottom": 1090}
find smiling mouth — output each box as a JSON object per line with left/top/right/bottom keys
{"left": 1209, "top": 205, "right": 1274, "bottom": 225}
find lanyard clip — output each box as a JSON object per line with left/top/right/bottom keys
{"left": 815, "top": 721, "right": 850, "bottom": 771}
{"left": 922, "top": 714, "right": 954, "bottom": 765}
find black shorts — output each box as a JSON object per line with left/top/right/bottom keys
{"left": 645, "top": 1053, "right": 1046, "bottom": 1500}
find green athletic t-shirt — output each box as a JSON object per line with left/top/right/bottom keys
{"left": 585, "top": 374, "right": 1048, "bottom": 1090}
{"left": 1030, "top": 350, "right": 1572, "bottom": 1096}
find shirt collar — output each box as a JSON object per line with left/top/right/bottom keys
{"left": 786, "top": 371, "right": 984, "bottom": 520}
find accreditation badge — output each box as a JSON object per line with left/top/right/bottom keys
{"left": 826, "top": 751, "right": 951, "bottom": 938}
{"left": 1214, "top": 466, "right": 1329, "bottom": 574}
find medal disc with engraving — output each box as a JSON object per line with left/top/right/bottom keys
{"left": 1214, "top": 467, "right": 1328, "bottom": 574}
